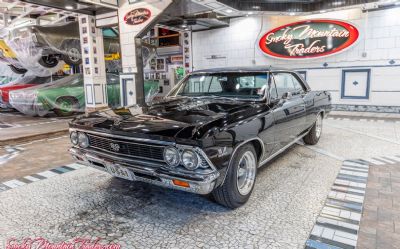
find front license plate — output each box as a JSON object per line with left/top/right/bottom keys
{"left": 106, "top": 164, "right": 134, "bottom": 181}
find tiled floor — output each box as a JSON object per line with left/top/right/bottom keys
{"left": 0, "top": 111, "right": 400, "bottom": 248}
{"left": 0, "top": 136, "right": 73, "bottom": 182}
{"left": 0, "top": 110, "right": 71, "bottom": 146}
{"left": 357, "top": 162, "right": 400, "bottom": 249}
{"left": 306, "top": 160, "right": 369, "bottom": 249}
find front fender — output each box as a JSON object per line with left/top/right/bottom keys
{"left": 203, "top": 117, "right": 265, "bottom": 188}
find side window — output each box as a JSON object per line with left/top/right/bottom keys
{"left": 269, "top": 77, "right": 278, "bottom": 100}
{"left": 273, "top": 73, "right": 306, "bottom": 98}
{"left": 289, "top": 74, "right": 305, "bottom": 93}
{"left": 272, "top": 73, "right": 295, "bottom": 98}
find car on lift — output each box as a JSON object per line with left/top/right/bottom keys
{"left": 0, "top": 76, "right": 61, "bottom": 109}
{"left": 0, "top": 39, "right": 28, "bottom": 74}
{"left": 9, "top": 74, "right": 159, "bottom": 117}
{"left": 0, "top": 75, "right": 18, "bottom": 86}
{"left": 68, "top": 66, "right": 331, "bottom": 208}
{"left": 0, "top": 18, "right": 37, "bottom": 74}
{"left": 7, "top": 21, "right": 82, "bottom": 70}
{"left": 6, "top": 22, "right": 121, "bottom": 73}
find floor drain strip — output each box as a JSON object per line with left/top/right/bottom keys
{"left": 0, "top": 163, "right": 85, "bottom": 193}
{"left": 305, "top": 160, "right": 369, "bottom": 249}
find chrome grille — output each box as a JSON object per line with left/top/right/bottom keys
{"left": 87, "top": 134, "right": 165, "bottom": 161}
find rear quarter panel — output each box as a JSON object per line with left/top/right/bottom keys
{"left": 304, "top": 90, "right": 332, "bottom": 129}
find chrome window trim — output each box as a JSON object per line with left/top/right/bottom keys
{"left": 167, "top": 71, "right": 271, "bottom": 102}
{"left": 259, "top": 134, "right": 307, "bottom": 167}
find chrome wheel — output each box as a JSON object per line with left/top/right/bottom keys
{"left": 236, "top": 151, "right": 257, "bottom": 196}
{"left": 316, "top": 114, "right": 323, "bottom": 138}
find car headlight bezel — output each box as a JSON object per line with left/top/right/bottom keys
{"left": 181, "top": 149, "right": 201, "bottom": 171}
{"left": 163, "top": 146, "right": 180, "bottom": 167}
{"left": 70, "top": 131, "right": 78, "bottom": 145}
{"left": 77, "top": 132, "right": 89, "bottom": 148}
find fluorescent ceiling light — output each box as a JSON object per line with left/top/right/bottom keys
{"left": 225, "top": 9, "right": 234, "bottom": 13}
{"left": 65, "top": 5, "right": 73, "bottom": 10}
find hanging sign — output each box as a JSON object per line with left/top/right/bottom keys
{"left": 259, "top": 19, "right": 359, "bottom": 59}
{"left": 124, "top": 8, "right": 152, "bottom": 25}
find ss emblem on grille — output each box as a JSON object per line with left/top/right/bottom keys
{"left": 110, "top": 143, "right": 120, "bottom": 152}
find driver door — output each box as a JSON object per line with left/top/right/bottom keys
{"left": 270, "top": 72, "right": 306, "bottom": 152}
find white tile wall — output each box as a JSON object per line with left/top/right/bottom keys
{"left": 192, "top": 8, "right": 400, "bottom": 106}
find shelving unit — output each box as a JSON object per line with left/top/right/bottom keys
{"left": 143, "top": 26, "right": 190, "bottom": 98}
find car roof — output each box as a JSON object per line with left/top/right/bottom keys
{"left": 192, "top": 66, "right": 291, "bottom": 74}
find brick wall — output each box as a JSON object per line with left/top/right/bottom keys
{"left": 192, "top": 8, "right": 400, "bottom": 110}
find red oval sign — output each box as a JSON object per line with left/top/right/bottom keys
{"left": 259, "top": 19, "right": 359, "bottom": 59}
{"left": 124, "top": 8, "right": 151, "bottom": 26}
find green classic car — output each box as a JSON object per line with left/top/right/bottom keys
{"left": 9, "top": 74, "right": 159, "bottom": 117}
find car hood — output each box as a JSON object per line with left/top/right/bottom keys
{"left": 70, "top": 97, "right": 268, "bottom": 141}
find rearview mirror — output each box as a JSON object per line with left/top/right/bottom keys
{"left": 282, "top": 92, "right": 292, "bottom": 100}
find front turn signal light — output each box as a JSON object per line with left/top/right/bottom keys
{"left": 173, "top": 179, "right": 190, "bottom": 188}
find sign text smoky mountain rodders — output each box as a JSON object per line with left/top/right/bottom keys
{"left": 259, "top": 19, "right": 359, "bottom": 59}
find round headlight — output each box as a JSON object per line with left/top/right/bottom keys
{"left": 181, "top": 149, "right": 200, "bottom": 170}
{"left": 78, "top": 132, "right": 89, "bottom": 148}
{"left": 164, "top": 147, "right": 180, "bottom": 167}
{"left": 70, "top": 131, "right": 78, "bottom": 145}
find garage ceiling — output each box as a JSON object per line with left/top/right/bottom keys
{"left": 158, "top": 0, "right": 230, "bottom": 31}
{"left": 19, "top": 0, "right": 117, "bottom": 15}
{"left": 218, "top": 0, "right": 379, "bottom": 12}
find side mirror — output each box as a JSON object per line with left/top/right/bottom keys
{"left": 282, "top": 92, "right": 292, "bottom": 100}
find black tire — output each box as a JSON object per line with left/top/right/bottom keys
{"left": 9, "top": 64, "right": 27, "bottom": 74}
{"left": 303, "top": 113, "right": 323, "bottom": 145}
{"left": 61, "top": 39, "right": 82, "bottom": 66}
{"left": 38, "top": 55, "right": 59, "bottom": 68}
{"left": 54, "top": 97, "right": 79, "bottom": 117}
{"left": 212, "top": 144, "right": 258, "bottom": 209}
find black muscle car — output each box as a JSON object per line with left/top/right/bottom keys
{"left": 69, "top": 66, "right": 331, "bottom": 208}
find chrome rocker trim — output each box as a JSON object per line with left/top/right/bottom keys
{"left": 220, "top": 132, "right": 309, "bottom": 186}
{"left": 70, "top": 147, "right": 220, "bottom": 195}
{"left": 258, "top": 134, "right": 307, "bottom": 167}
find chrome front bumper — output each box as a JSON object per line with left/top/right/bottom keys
{"left": 69, "top": 147, "right": 219, "bottom": 195}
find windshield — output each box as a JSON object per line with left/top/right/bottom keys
{"left": 169, "top": 73, "right": 269, "bottom": 99}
